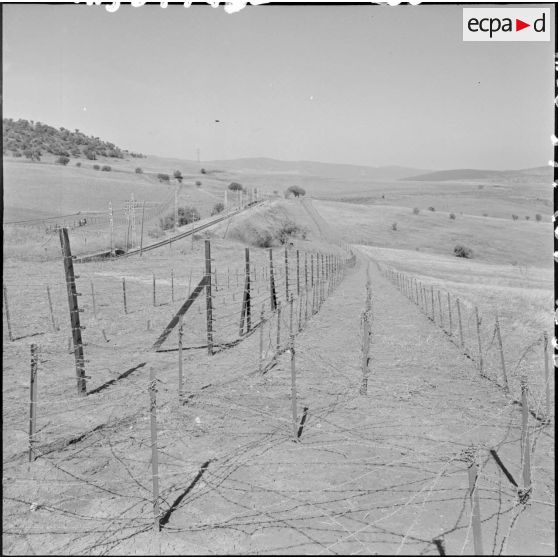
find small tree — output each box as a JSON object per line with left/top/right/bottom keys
{"left": 228, "top": 182, "right": 243, "bottom": 192}
{"left": 158, "top": 173, "right": 170, "bottom": 183}
{"left": 211, "top": 202, "right": 225, "bottom": 216}
{"left": 512, "top": 214, "right": 519, "bottom": 221}
{"left": 173, "top": 170, "right": 183, "bottom": 183}
{"left": 286, "top": 185, "right": 306, "bottom": 198}
{"left": 135, "top": 167, "right": 143, "bottom": 174}
{"left": 56, "top": 155, "right": 70, "bottom": 166}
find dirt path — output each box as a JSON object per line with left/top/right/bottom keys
{"left": 151, "top": 251, "right": 553, "bottom": 555}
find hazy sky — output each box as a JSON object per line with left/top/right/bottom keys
{"left": 3, "top": 3, "right": 554, "bottom": 170}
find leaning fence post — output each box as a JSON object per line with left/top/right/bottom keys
{"left": 269, "top": 249, "right": 277, "bottom": 311}
{"left": 474, "top": 307, "right": 484, "bottom": 376}
{"left": 456, "top": 297, "right": 464, "bottom": 350}
{"left": 90, "top": 280, "right": 97, "bottom": 319}
{"left": 59, "top": 228, "right": 86, "bottom": 396}
{"left": 520, "top": 376, "right": 532, "bottom": 494}
{"left": 467, "top": 456, "right": 484, "bottom": 556}
{"left": 46, "top": 284, "right": 59, "bottom": 331}
{"left": 543, "top": 332, "right": 550, "bottom": 420}
{"left": 3, "top": 282, "right": 14, "bottom": 341}
{"left": 204, "top": 240, "right": 214, "bottom": 356}
{"left": 494, "top": 315, "right": 509, "bottom": 392}
{"left": 289, "top": 296, "right": 298, "bottom": 442}
{"left": 259, "top": 306, "right": 265, "bottom": 374}
{"left": 447, "top": 292, "right": 453, "bottom": 336}
{"left": 28, "top": 344, "right": 38, "bottom": 462}
{"left": 178, "top": 315, "right": 184, "bottom": 401}
{"left": 148, "top": 367, "right": 161, "bottom": 532}
{"left": 122, "top": 277, "right": 128, "bottom": 314}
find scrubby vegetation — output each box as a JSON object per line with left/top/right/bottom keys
{"left": 449, "top": 213, "right": 456, "bottom": 220}
{"left": 454, "top": 244, "right": 473, "bottom": 259}
{"left": 3, "top": 118, "right": 129, "bottom": 160}
{"left": 512, "top": 214, "right": 519, "bottom": 221}
{"left": 412, "top": 207, "right": 420, "bottom": 215}
{"left": 285, "top": 185, "right": 306, "bottom": 198}
{"left": 211, "top": 202, "right": 225, "bottom": 216}
{"left": 391, "top": 222, "right": 398, "bottom": 231}
{"left": 157, "top": 173, "right": 170, "bottom": 183}
{"left": 56, "top": 156, "right": 70, "bottom": 166}
{"left": 428, "top": 206, "right": 436, "bottom": 212}
{"left": 93, "top": 164, "right": 100, "bottom": 171}
{"left": 101, "top": 165, "right": 112, "bottom": 172}
{"left": 135, "top": 167, "right": 143, "bottom": 174}
{"left": 160, "top": 205, "right": 200, "bottom": 230}
{"left": 195, "top": 181, "right": 202, "bottom": 187}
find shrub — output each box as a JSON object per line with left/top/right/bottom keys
{"left": 135, "top": 167, "right": 143, "bottom": 174}
{"left": 449, "top": 213, "right": 456, "bottom": 220}
{"left": 286, "top": 185, "right": 306, "bottom": 198}
{"left": 93, "top": 164, "right": 100, "bottom": 170}
{"left": 535, "top": 214, "right": 542, "bottom": 222}
{"left": 83, "top": 147, "right": 96, "bottom": 160}
{"left": 483, "top": 212, "right": 488, "bottom": 217}
{"left": 101, "top": 165, "right": 111, "bottom": 172}
{"left": 278, "top": 220, "right": 306, "bottom": 245}
{"left": 454, "top": 244, "right": 473, "bottom": 259}
{"left": 512, "top": 214, "right": 519, "bottom": 221}
{"left": 391, "top": 222, "right": 398, "bottom": 231}
{"left": 211, "top": 202, "right": 225, "bottom": 216}
{"left": 157, "top": 173, "right": 170, "bottom": 183}
{"left": 412, "top": 207, "right": 420, "bottom": 215}
{"left": 428, "top": 206, "right": 436, "bottom": 212}
{"left": 525, "top": 215, "right": 530, "bottom": 220}
{"left": 228, "top": 182, "right": 243, "bottom": 192}
{"left": 478, "top": 184, "right": 484, "bottom": 189}
{"left": 160, "top": 205, "right": 200, "bottom": 230}
{"left": 56, "top": 155, "right": 70, "bottom": 166}
{"left": 75, "top": 162, "right": 82, "bottom": 167}
{"left": 173, "top": 170, "right": 183, "bottom": 182}
{"left": 200, "top": 168, "right": 206, "bottom": 174}
{"left": 195, "top": 180, "right": 202, "bottom": 186}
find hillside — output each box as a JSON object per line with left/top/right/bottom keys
{"left": 2, "top": 117, "right": 145, "bottom": 161}
{"left": 402, "top": 166, "right": 551, "bottom": 182}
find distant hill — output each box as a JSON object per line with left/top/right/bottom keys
{"left": 204, "top": 157, "right": 430, "bottom": 181}
{"left": 402, "top": 166, "right": 551, "bottom": 182}
{"left": 2, "top": 117, "right": 145, "bottom": 162}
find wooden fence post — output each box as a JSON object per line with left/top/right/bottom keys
{"left": 438, "top": 290, "right": 444, "bottom": 331}
{"left": 276, "top": 301, "right": 281, "bottom": 356}
{"left": 296, "top": 250, "right": 300, "bottom": 296}
{"left": 304, "top": 253, "right": 309, "bottom": 324}
{"left": 259, "top": 306, "right": 265, "bottom": 374}
{"left": 90, "top": 280, "right": 97, "bottom": 319}
{"left": 520, "top": 376, "right": 532, "bottom": 493}
{"left": 28, "top": 344, "right": 38, "bottom": 462}
{"left": 140, "top": 200, "right": 146, "bottom": 256}
{"left": 46, "top": 285, "right": 59, "bottom": 331}
{"left": 109, "top": 201, "right": 114, "bottom": 255}
{"left": 360, "top": 312, "right": 371, "bottom": 395}
{"left": 543, "top": 332, "right": 550, "bottom": 420}
{"left": 289, "top": 296, "right": 298, "bottom": 442}
{"left": 59, "top": 228, "right": 86, "bottom": 396}
{"left": 152, "top": 273, "right": 157, "bottom": 307}
{"left": 467, "top": 457, "right": 484, "bottom": 556}
{"left": 494, "top": 315, "right": 509, "bottom": 392}
{"left": 239, "top": 248, "right": 252, "bottom": 336}
{"left": 430, "top": 286, "right": 435, "bottom": 322}
{"left": 456, "top": 298, "right": 464, "bottom": 350}
{"left": 475, "top": 307, "right": 484, "bottom": 376}
{"left": 122, "top": 277, "right": 128, "bottom": 314}
{"left": 204, "top": 240, "right": 214, "bottom": 356}
{"left": 3, "top": 282, "right": 14, "bottom": 341}
{"left": 447, "top": 292, "right": 453, "bottom": 336}
{"left": 178, "top": 315, "right": 184, "bottom": 401}
{"left": 171, "top": 269, "right": 175, "bottom": 303}
{"left": 284, "top": 246, "right": 290, "bottom": 301}
{"left": 149, "top": 367, "right": 161, "bottom": 532}
{"left": 269, "top": 249, "right": 277, "bottom": 311}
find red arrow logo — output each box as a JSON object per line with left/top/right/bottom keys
{"left": 516, "top": 19, "right": 530, "bottom": 31}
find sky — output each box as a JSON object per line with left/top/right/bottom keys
{"left": 2, "top": 3, "right": 554, "bottom": 170}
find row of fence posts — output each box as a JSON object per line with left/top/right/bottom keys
{"left": 382, "top": 266, "right": 552, "bottom": 555}
{"left": 359, "top": 264, "right": 372, "bottom": 395}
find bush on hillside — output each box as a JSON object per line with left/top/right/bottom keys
{"left": 75, "top": 162, "right": 81, "bottom": 167}
{"left": 173, "top": 170, "right": 183, "bottom": 183}
{"left": 483, "top": 212, "right": 488, "bottom": 217}
{"left": 525, "top": 215, "right": 530, "bottom": 220}
{"left": 228, "top": 182, "right": 243, "bottom": 192}
{"left": 449, "top": 213, "right": 456, "bottom": 220}
{"left": 93, "top": 164, "right": 100, "bottom": 170}
{"left": 101, "top": 165, "right": 111, "bottom": 172}
{"left": 285, "top": 185, "right": 306, "bottom": 198}
{"left": 512, "top": 214, "right": 519, "bottom": 221}
{"left": 391, "top": 222, "right": 398, "bottom": 231}
{"left": 157, "top": 173, "right": 170, "bottom": 183}
{"left": 56, "top": 155, "right": 70, "bottom": 166}
{"left": 135, "top": 167, "right": 143, "bottom": 174}
{"left": 412, "top": 207, "right": 420, "bottom": 215}
{"left": 535, "top": 214, "right": 542, "bottom": 222}
{"left": 200, "top": 168, "right": 206, "bottom": 174}
{"left": 211, "top": 202, "right": 225, "bottom": 216}
{"left": 428, "top": 206, "right": 436, "bottom": 212}
{"left": 160, "top": 205, "right": 200, "bottom": 230}
{"left": 454, "top": 244, "right": 473, "bottom": 259}
{"left": 195, "top": 180, "right": 202, "bottom": 186}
